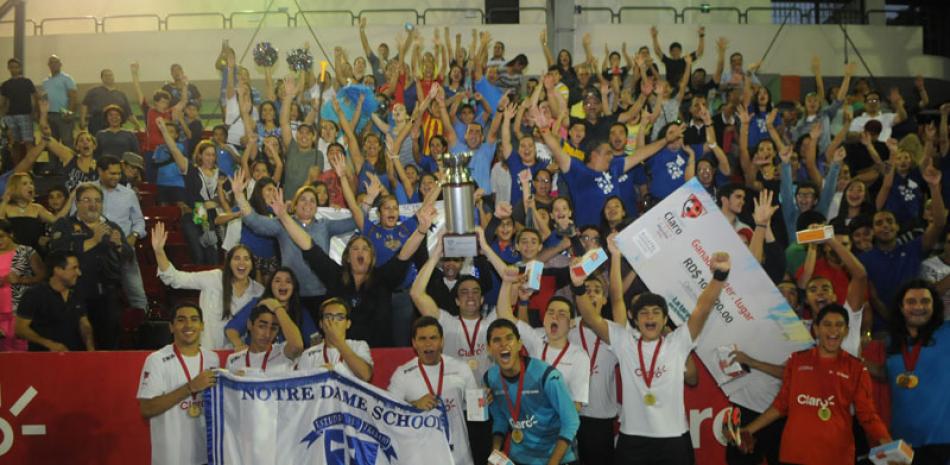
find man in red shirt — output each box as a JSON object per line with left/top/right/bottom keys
{"left": 739, "top": 305, "right": 908, "bottom": 465}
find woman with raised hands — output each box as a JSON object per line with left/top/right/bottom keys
{"left": 150, "top": 221, "right": 264, "bottom": 349}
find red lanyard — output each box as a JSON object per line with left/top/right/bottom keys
{"left": 173, "top": 345, "right": 203, "bottom": 400}
{"left": 459, "top": 317, "right": 482, "bottom": 357}
{"left": 418, "top": 357, "right": 444, "bottom": 397}
{"left": 637, "top": 337, "right": 663, "bottom": 389}
{"left": 322, "top": 344, "right": 333, "bottom": 365}
{"left": 901, "top": 339, "right": 923, "bottom": 372}
{"left": 578, "top": 325, "right": 601, "bottom": 371}
{"left": 245, "top": 347, "right": 273, "bottom": 372}
{"left": 542, "top": 342, "right": 570, "bottom": 369}
{"left": 500, "top": 359, "right": 526, "bottom": 454}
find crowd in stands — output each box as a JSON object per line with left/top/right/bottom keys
{"left": 2, "top": 18, "right": 948, "bottom": 465}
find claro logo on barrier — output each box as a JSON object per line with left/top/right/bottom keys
{"left": 0, "top": 384, "right": 47, "bottom": 456}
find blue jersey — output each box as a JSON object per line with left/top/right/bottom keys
{"left": 886, "top": 323, "right": 950, "bottom": 447}
{"left": 153, "top": 143, "right": 186, "bottom": 188}
{"left": 647, "top": 146, "right": 689, "bottom": 200}
{"left": 507, "top": 154, "right": 549, "bottom": 207}
{"left": 362, "top": 213, "right": 418, "bottom": 289}
{"left": 562, "top": 157, "right": 630, "bottom": 227}
{"left": 484, "top": 357, "right": 580, "bottom": 465}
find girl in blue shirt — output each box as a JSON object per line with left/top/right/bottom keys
{"left": 255, "top": 101, "right": 281, "bottom": 145}
{"left": 224, "top": 266, "right": 318, "bottom": 349}
{"left": 240, "top": 177, "right": 280, "bottom": 281}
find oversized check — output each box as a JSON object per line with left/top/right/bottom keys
{"left": 615, "top": 179, "right": 813, "bottom": 393}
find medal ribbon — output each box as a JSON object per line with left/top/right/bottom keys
{"left": 173, "top": 344, "right": 203, "bottom": 401}
{"left": 418, "top": 356, "right": 444, "bottom": 397}
{"left": 901, "top": 339, "right": 923, "bottom": 372}
{"left": 542, "top": 342, "right": 570, "bottom": 368}
{"left": 500, "top": 358, "right": 526, "bottom": 455}
{"left": 245, "top": 347, "right": 273, "bottom": 372}
{"left": 814, "top": 348, "right": 841, "bottom": 418}
{"left": 322, "top": 344, "right": 332, "bottom": 365}
{"left": 459, "top": 317, "right": 482, "bottom": 357}
{"left": 637, "top": 337, "right": 663, "bottom": 389}
{"left": 578, "top": 325, "right": 601, "bottom": 372}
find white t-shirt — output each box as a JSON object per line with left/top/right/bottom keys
{"left": 223, "top": 95, "right": 259, "bottom": 146}
{"left": 388, "top": 355, "right": 477, "bottom": 465}
{"left": 569, "top": 319, "right": 619, "bottom": 419}
{"left": 296, "top": 340, "right": 373, "bottom": 378}
{"left": 437, "top": 309, "right": 498, "bottom": 386}
{"left": 136, "top": 344, "right": 221, "bottom": 465}
{"left": 225, "top": 342, "right": 296, "bottom": 375}
{"left": 841, "top": 301, "right": 865, "bottom": 359}
{"left": 516, "top": 320, "right": 591, "bottom": 404}
{"left": 607, "top": 321, "right": 694, "bottom": 438}
{"left": 849, "top": 112, "right": 897, "bottom": 141}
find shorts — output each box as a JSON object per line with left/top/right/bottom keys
{"left": 3, "top": 114, "right": 34, "bottom": 142}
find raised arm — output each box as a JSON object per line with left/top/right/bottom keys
{"left": 279, "top": 76, "right": 296, "bottom": 149}
{"left": 713, "top": 37, "right": 727, "bottom": 84}
{"left": 538, "top": 118, "right": 571, "bottom": 173}
{"left": 874, "top": 163, "right": 895, "bottom": 211}
{"left": 921, "top": 166, "right": 947, "bottom": 252}
{"left": 686, "top": 252, "right": 730, "bottom": 340}
{"left": 540, "top": 28, "right": 555, "bottom": 68}
{"left": 261, "top": 297, "right": 304, "bottom": 359}
{"left": 409, "top": 235, "right": 444, "bottom": 318}
{"left": 130, "top": 62, "right": 145, "bottom": 106}
{"left": 358, "top": 17, "right": 373, "bottom": 58}
{"left": 649, "top": 26, "right": 664, "bottom": 60}
{"left": 573, "top": 257, "right": 611, "bottom": 343}
{"left": 694, "top": 26, "right": 706, "bottom": 59}
{"left": 624, "top": 123, "right": 685, "bottom": 172}
{"left": 606, "top": 232, "right": 630, "bottom": 326}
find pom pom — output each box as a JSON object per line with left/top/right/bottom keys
{"left": 286, "top": 48, "right": 314, "bottom": 72}
{"left": 253, "top": 42, "right": 279, "bottom": 67}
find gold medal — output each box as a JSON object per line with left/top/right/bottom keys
{"left": 187, "top": 403, "right": 203, "bottom": 418}
{"left": 644, "top": 393, "right": 657, "bottom": 406}
{"left": 817, "top": 406, "right": 831, "bottom": 421}
{"left": 905, "top": 373, "right": 919, "bottom": 389}
{"left": 896, "top": 373, "right": 909, "bottom": 388}
{"left": 468, "top": 359, "right": 479, "bottom": 371}
{"left": 511, "top": 428, "right": 524, "bottom": 443}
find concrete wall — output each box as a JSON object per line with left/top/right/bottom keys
{"left": 0, "top": 23, "right": 946, "bottom": 89}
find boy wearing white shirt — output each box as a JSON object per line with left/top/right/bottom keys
{"left": 226, "top": 298, "right": 304, "bottom": 375}
{"left": 137, "top": 304, "right": 220, "bottom": 465}
{"left": 575, "top": 251, "right": 732, "bottom": 465}
{"left": 497, "top": 277, "right": 591, "bottom": 408}
{"left": 389, "top": 316, "right": 478, "bottom": 465}
{"left": 296, "top": 298, "right": 373, "bottom": 381}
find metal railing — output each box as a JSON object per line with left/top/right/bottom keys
{"left": 0, "top": 5, "right": 913, "bottom": 37}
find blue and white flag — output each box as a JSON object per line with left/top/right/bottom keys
{"left": 204, "top": 369, "right": 454, "bottom": 465}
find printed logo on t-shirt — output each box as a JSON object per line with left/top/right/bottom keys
{"left": 594, "top": 172, "right": 615, "bottom": 195}
{"left": 634, "top": 365, "right": 670, "bottom": 379}
{"left": 509, "top": 414, "right": 538, "bottom": 431}
{"left": 796, "top": 394, "right": 835, "bottom": 408}
{"left": 665, "top": 155, "right": 685, "bottom": 180}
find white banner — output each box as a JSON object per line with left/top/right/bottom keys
{"left": 615, "top": 179, "right": 813, "bottom": 393}
{"left": 204, "top": 370, "right": 453, "bottom": 465}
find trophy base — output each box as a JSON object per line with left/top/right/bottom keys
{"left": 443, "top": 233, "right": 479, "bottom": 258}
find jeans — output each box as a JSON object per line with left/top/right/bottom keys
{"left": 181, "top": 215, "right": 219, "bottom": 265}
{"left": 120, "top": 254, "right": 148, "bottom": 310}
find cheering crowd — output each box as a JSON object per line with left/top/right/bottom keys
{"left": 1, "top": 18, "right": 947, "bottom": 465}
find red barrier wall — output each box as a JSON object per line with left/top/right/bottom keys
{"left": 0, "top": 349, "right": 739, "bottom": 465}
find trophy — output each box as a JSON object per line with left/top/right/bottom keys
{"left": 440, "top": 151, "right": 479, "bottom": 257}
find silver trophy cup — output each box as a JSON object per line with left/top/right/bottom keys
{"left": 440, "top": 151, "right": 479, "bottom": 257}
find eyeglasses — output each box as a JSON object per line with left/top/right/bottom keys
{"left": 580, "top": 235, "right": 600, "bottom": 242}
{"left": 322, "top": 313, "right": 347, "bottom": 321}
{"left": 866, "top": 98, "right": 880, "bottom": 103}
{"left": 534, "top": 178, "right": 552, "bottom": 184}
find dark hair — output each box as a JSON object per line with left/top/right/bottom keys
{"left": 46, "top": 184, "right": 68, "bottom": 199}
{"left": 341, "top": 236, "right": 375, "bottom": 288}
{"left": 98, "top": 155, "right": 122, "bottom": 172}
{"left": 887, "top": 279, "right": 945, "bottom": 354}
{"left": 249, "top": 177, "right": 277, "bottom": 215}
{"left": 258, "top": 100, "right": 278, "bottom": 123}
{"left": 600, "top": 195, "right": 628, "bottom": 229}
{"left": 795, "top": 180, "right": 819, "bottom": 198}
{"left": 45, "top": 249, "right": 77, "bottom": 276}
{"left": 796, "top": 210, "right": 827, "bottom": 232}
{"left": 248, "top": 305, "right": 275, "bottom": 324}
{"left": 717, "top": 183, "right": 745, "bottom": 206}
{"left": 172, "top": 303, "right": 204, "bottom": 323}
{"left": 411, "top": 316, "right": 444, "bottom": 339}
{"left": 212, "top": 124, "right": 229, "bottom": 136}
{"left": 8, "top": 58, "right": 21, "bottom": 66}
{"left": 547, "top": 296, "right": 576, "bottom": 319}
{"left": 263, "top": 267, "right": 304, "bottom": 327}
{"left": 486, "top": 318, "right": 520, "bottom": 344}
{"left": 452, "top": 275, "right": 481, "bottom": 299}
{"left": 631, "top": 293, "right": 669, "bottom": 318}
{"left": 515, "top": 227, "right": 543, "bottom": 244}
{"left": 669, "top": 42, "right": 683, "bottom": 52}
{"left": 222, "top": 245, "right": 256, "bottom": 320}
{"left": 814, "top": 304, "right": 849, "bottom": 327}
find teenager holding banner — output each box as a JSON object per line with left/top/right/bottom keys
{"left": 225, "top": 298, "right": 304, "bottom": 375}
{"left": 575, "top": 249, "right": 731, "bottom": 465}
{"left": 388, "top": 316, "right": 478, "bottom": 465}
{"left": 738, "top": 305, "right": 909, "bottom": 465}
{"left": 136, "top": 304, "right": 220, "bottom": 465}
